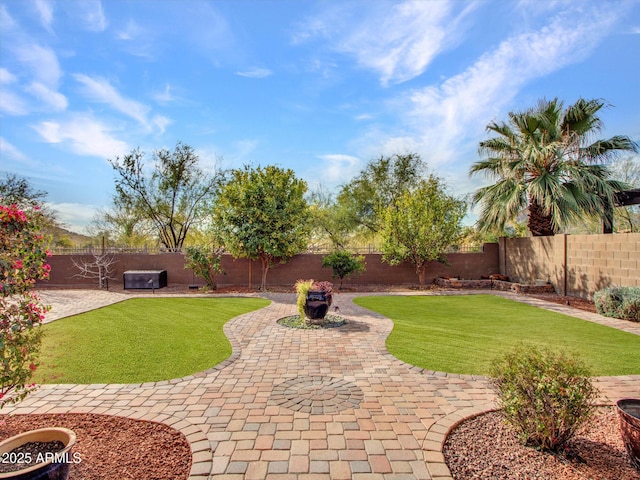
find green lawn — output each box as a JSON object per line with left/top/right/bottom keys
{"left": 34, "top": 297, "right": 270, "bottom": 384}
{"left": 353, "top": 294, "right": 640, "bottom": 376}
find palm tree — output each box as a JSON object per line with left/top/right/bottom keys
{"left": 470, "top": 98, "right": 638, "bottom": 236}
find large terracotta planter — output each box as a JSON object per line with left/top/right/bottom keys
{"left": 0, "top": 428, "right": 77, "bottom": 480}
{"left": 617, "top": 398, "right": 640, "bottom": 470}
{"left": 303, "top": 290, "right": 333, "bottom": 320}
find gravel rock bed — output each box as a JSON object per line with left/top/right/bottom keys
{"left": 277, "top": 314, "right": 347, "bottom": 329}
{"left": 444, "top": 406, "right": 639, "bottom": 479}
{"left": 0, "top": 413, "right": 191, "bottom": 480}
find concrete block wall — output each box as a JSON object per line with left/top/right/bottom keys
{"left": 502, "top": 233, "right": 639, "bottom": 299}
{"left": 566, "top": 233, "right": 639, "bottom": 297}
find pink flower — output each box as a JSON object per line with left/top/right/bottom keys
{"left": 29, "top": 363, "right": 37, "bottom": 371}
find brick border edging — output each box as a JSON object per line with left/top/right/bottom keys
{"left": 36, "top": 407, "right": 213, "bottom": 479}
{"left": 421, "top": 402, "right": 496, "bottom": 479}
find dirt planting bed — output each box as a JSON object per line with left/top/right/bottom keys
{"left": 444, "top": 406, "right": 638, "bottom": 480}
{"left": 0, "top": 413, "right": 191, "bottom": 480}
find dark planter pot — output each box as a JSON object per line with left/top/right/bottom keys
{"left": 617, "top": 398, "right": 640, "bottom": 471}
{"left": 303, "top": 291, "right": 333, "bottom": 320}
{"left": 0, "top": 428, "right": 76, "bottom": 480}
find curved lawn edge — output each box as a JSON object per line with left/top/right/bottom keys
{"left": 352, "top": 293, "right": 640, "bottom": 377}
{"left": 35, "top": 297, "right": 271, "bottom": 384}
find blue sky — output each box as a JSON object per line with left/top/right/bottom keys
{"left": 1, "top": 0, "right": 639, "bottom": 233}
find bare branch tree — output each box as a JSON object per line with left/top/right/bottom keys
{"left": 71, "top": 251, "right": 118, "bottom": 289}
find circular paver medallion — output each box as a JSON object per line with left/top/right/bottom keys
{"left": 270, "top": 375, "right": 363, "bottom": 414}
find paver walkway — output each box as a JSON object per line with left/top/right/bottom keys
{"left": 5, "top": 290, "right": 640, "bottom": 479}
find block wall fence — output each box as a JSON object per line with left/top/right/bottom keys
{"left": 500, "top": 232, "right": 639, "bottom": 299}
{"left": 39, "top": 244, "right": 500, "bottom": 290}
{"left": 38, "top": 233, "right": 639, "bottom": 299}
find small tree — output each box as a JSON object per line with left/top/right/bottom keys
{"left": 0, "top": 203, "right": 50, "bottom": 407}
{"left": 184, "top": 245, "right": 225, "bottom": 291}
{"left": 212, "top": 165, "right": 310, "bottom": 290}
{"left": 380, "top": 176, "right": 466, "bottom": 285}
{"left": 321, "top": 250, "right": 366, "bottom": 288}
{"left": 337, "top": 153, "right": 427, "bottom": 235}
{"left": 109, "top": 142, "right": 219, "bottom": 250}
{"left": 71, "top": 250, "right": 118, "bottom": 289}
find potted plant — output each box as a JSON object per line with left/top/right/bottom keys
{"left": 616, "top": 398, "right": 640, "bottom": 470}
{"left": 295, "top": 279, "right": 333, "bottom": 323}
{"left": 0, "top": 427, "right": 77, "bottom": 479}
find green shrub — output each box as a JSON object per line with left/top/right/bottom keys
{"left": 321, "top": 250, "right": 366, "bottom": 288}
{"left": 621, "top": 298, "right": 640, "bottom": 322}
{"left": 594, "top": 286, "right": 640, "bottom": 322}
{"left": 490, "top": 344, "right": 598, "bottom": 452}
{"left": 184, "top": 245, "right": 225, "bottom": 290}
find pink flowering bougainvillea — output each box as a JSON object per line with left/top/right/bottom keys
{"left": 0, "top": 203, "right": 51, "bottom": 408}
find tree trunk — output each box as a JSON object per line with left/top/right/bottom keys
{"left": 260, "top": 256, "right": 270, "bottom": 291}
{"left": 417, "top": 264, "right": 426, "bottom": 286}
{"left": 528, "top": 200, "right": 556, "bottom": 236}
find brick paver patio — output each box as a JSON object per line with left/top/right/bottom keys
{"left": 5, "top": 290, "right": 640, "bottom": 479}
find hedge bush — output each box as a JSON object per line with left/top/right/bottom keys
{"left": 490, "top": 344, "right": 598, "bottom": 452}
{"left": 593, "top": 286, "right": 640, "bottom": 322}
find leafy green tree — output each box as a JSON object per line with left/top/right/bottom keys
{"left": 308, "top": 188, "right": 354, "bottom": 250}
{"left": 88, "top": 197, "right": 154, "bottom": 247}
{"left": 0, "top": 172, "right": 59, "bottom": 235}
{"left": 321, "top": 250, "right": 366, "bottom": 288}
{"left": 337, "top": 153, "right": 426, "bottom": 236}
{"left": 380, "top": 176, "right": 466, "bottom": 285}
{"left": 470, "top": 98, "right": 637, "bottom": 236}
{"left": 109, "top": 142, "right": 218, "bottom": 250}
{"left": 184, "top": 245, "right": 225, "bottom": 291}
{"left": 212, "top": 165, "right": 309, "bottom": 290}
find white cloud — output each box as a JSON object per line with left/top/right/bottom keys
{"left": 33, "top": 0, "right": 54, "bottom": 31}
{"left": 73, "top": 74, "right": 152, "bottom": 129}
{"left": 152, "top": 115, "right": 172, "bottom": 134}
{"left": 152, "top": 84, "right": 178, "bottom": 104}
{"left": 26, "top": 82, "right": 68, "bottom": 111}
{"left": 116, "top": 18, "right": 141, "bottom": 41}
{"left": 47, "top": 202, "right": 97, "bottom": 231}
{"left": 0, "top": 90, "right": 28, "bottom": 115}
{"left": 376, "top": 5, "right": 622, "bottom": 168}
{"left": 236, "top": 68, "right": 273, "bottom": 79}
{"left": 0, "top": 136, "right": 28, "bottom": 162}
{"left": 14, "top": 43, "right": 62, "bottom": 87}
{"left": 33, "top": 114, "right": 128, "bottom": 158}
{"left": 115, "top": 18, "right": 157, "bottom": 58}
{"left": 0, "top": 68, "right": 17, "bottom": 84}
{"left": 0, "top": 5, "right": 16, "bottom": 31}
{"left": 295, "top": 1, "right": 478, "bottom": 86}
{"left": 74, "top": 0, "right": 107, "bottom": 32}
{"left": 312, "top": 154, "right": 362, "bottom": 187}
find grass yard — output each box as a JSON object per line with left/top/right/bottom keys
{"left": 34, "top": 297, "right": 270, "bottom": 384}
{"left": 353, "top": 294, "right": 640, "bottom": 376}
